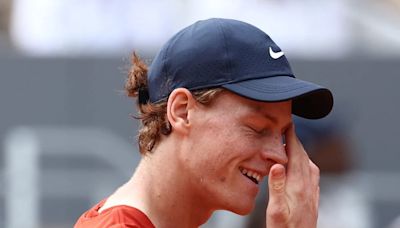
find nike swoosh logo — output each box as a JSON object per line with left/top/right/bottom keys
{"left": 269, "top": 47, "right": 284, "bottom": 59}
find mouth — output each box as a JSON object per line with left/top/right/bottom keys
{"left": 239, "top": 167, "right": 261, "bottom": 185}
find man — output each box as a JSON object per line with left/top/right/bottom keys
{"left": 75, "top": 18, "right": 333, "bottom": 228}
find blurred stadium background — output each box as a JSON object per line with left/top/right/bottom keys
{"left": 1, "top": 0, "right": 400, "bottom": 227}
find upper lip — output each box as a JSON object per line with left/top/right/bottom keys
{"left": 242, "top": 166, "right": 268, "bottom": 177}
{"left": 239, "top": 166, "right": 268, "bottom": 181}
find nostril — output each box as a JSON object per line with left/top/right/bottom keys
{"left": 261, "top": 146, "right": 288, "bottom": 165}
{"left": 266, "top": 158, "right": 275, "bottom": 163}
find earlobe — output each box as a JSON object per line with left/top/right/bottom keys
{"left": 167, "top": 88, "right": 194, "bottom": 134}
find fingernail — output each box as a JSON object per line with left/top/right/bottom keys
{"left": 272, "top": 167, "right": 284, "bottom": 178}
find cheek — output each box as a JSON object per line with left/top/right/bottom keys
{"left": 188, "top": 123, "right": 243, "bottom": 171}
{"left": 198, "top": 123, "right": 261, "bottom": 161}
{"left": 188, "top": 113, "right": 261, "bottom": 172}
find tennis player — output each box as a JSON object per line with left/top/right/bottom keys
{"left": 74, "top": 18, "right": 333, "bottom": 228}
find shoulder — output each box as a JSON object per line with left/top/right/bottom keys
{"left": 74, "top": 201, "right": 154, "bottom": 228}
{"left": 113, "top": 205, "right": 155, "bottom": 228}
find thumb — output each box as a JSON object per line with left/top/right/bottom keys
{"left": 267, "top": 164, "right": 288, "bottom": 223}
{"left": 268, "top": 163, "right": 286, "bottom": 197}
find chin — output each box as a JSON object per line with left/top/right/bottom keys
{"left": 225, "top": 200, "right": 255, "bottom": 216}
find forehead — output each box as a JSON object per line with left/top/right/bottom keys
{"left": 210, "top": 90, "right": 292, "bottom": 117}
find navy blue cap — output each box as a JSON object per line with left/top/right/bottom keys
{"left": 148, "top": 18, "right": 333, "bottom": 119}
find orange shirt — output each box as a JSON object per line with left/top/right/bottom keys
{"left": 74, "top": 199, "right": 155, "bottom": 228}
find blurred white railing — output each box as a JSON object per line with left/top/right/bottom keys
{"left": 3, "top": 126, "right": 139, "bottom": 228}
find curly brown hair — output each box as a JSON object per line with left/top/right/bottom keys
{"left": 125, "top": 53, "right": 223, "bottom": 154}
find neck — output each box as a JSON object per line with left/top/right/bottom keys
{"left": 119, "top": 145, "right": 214, "bottom": 228}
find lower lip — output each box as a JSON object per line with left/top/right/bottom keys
{"left": 240, "top": 172, "right": 260, "bottom": 194}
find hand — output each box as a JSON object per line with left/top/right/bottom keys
{"left": 266, "top": 124, "right": 320, "bottom": 228}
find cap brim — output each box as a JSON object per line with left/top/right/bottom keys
{"left": 221, "top": 76, "right": 333, "bottom": 119}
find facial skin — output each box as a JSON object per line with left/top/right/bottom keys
{"left": 99, "top": 88, "right": 319, "bottom": 228}
{"left": 176, "top": 90, "right": 292, "bottom": 215}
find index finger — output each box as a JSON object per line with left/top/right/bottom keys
{"left": 284, "top": 123, "right": 310, "bottom": 179}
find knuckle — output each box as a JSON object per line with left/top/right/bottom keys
{"left": 271, "top": 181, "right": 285, "bottom": 192}
{"left": 309, "top": 161, "right": 320, "bottom": 178}
{"left": 267, "top": 205, "right": 289, "bottom": 223}
{"left": 295, "top": 189, "right": 307, "bottom": 201}
{"left": 291, "top": 184, "right": 308, "bottom": 200}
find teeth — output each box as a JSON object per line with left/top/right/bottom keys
{"left": 240, "top": 167, "right": 261, "bottom": 183}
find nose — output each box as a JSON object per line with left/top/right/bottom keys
{"left": 260, "top": 134, "right": 288, "bottom": 165}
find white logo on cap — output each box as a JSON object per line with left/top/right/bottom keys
{"left": 269, "top": 47, "right": 284, "bottom": 59}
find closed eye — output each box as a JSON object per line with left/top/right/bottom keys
{"left": 247, "top": 125, "right": 270, "bottom": 136}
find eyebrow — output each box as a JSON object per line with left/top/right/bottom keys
{"left": 249, "top": 106, "right": 278, "bottom": 123}
{"left": 250, "top": 106, "right": 292, "bottom": 132}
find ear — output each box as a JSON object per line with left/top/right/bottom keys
{"left": 167, "top": 88, "right": 195, "bottom": 134}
